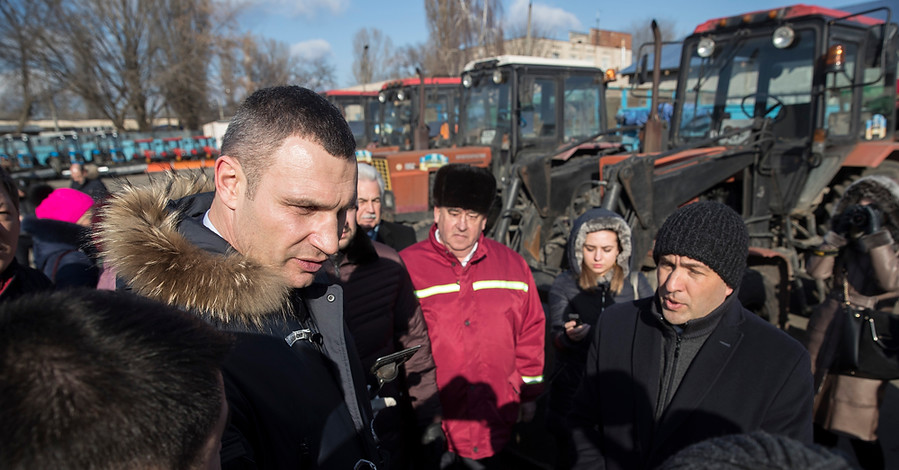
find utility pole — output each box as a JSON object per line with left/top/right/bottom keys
{"left": 525, "top": 1, "right": 532, "bottom": 55}
{"left": 362, "top": 44, "right": 371, "bottom": 85}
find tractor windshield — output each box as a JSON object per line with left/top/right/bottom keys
{"left": 459, "top": 80, "right": 512, "bottom": 150}
{"left": 423, "top": 87, "right": 457, "bottom": 148}
{"left": 380, "top": 96, "right": 413, "bottom": 148}
{"left": 675, "top": 27, "right": 816, "bottom": 145}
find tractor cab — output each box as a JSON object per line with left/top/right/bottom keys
{"left": 376, "top": 77, "right": 460, "bottom": 151}
{"left": 459, "top": 55, "right": 615, "bottom": 184}
{"left": 323, "top": 89, "right": 381, "bottom": 148}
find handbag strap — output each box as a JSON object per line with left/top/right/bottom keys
{"left": 50, "top": 249, "right": 77, "bottom": 283}
{"left": 843, "top": 276, "right": 851, "bottom": 307}
{"left": 845, "top": 274, "right": 899, "bottom": 351}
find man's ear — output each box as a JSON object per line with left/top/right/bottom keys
{"left": 215, "top": 156, "right": 242, "bottom": 210}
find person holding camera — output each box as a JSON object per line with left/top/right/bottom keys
{"left": 546, "top": 208, "right": 652, "bottom": 468}
{"left": 806, "top": 175, "right": 899, "bottom": 469}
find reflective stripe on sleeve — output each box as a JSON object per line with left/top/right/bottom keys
{"left": 471, "top": 280, "right": 529, "bottom": 292}
{"left": 522, "top": 375, "right": 544, "bottom": 384}
{"left": 415, "top": 283, "right": 462, "bottom": 299}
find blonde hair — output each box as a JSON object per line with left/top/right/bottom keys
{"left": 579, "top": 259, "right": 624, "bottom": 295}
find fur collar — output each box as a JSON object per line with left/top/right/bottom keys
{"left": 95, "top": 173, "right": 291, "bottom": 325}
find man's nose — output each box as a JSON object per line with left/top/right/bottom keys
{"left": 661, "top": 269, "right": 684, "bottom": 292}
{"left": 310, "top": 215, "right": 340, "bottom": 256}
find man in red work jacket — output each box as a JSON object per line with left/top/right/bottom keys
{"left": 400, "top": 164, "right": 545, "bottom": 469}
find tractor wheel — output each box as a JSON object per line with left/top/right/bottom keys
{"left": 862, "top": 159, "right": 899, "bottom": 181}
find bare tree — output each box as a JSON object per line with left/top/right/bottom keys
{"left": 392, "top": 43, "right": 429, "bottom": 77}
{"left": 153, "top": 0, "right": 215, "bottom": 130}
{"left": 423, "top": 0, "right": 504, "bottom": 76}
{"left": 225, "top": 34, "right": 337, "bottom": 97}
{"left": 0, "top": 1, "right": 58, "bottom": 131}
{"left": 295, "top": 56, "right": 336, "bottom": 91}
{"left": 241, "top": 36, "right": 298, "bottom": 90}
{"left": 36, "top": 0, "right": 161, "bottom": 131}
{"left": 503, "top": 7, "right": 554, "bottom": 57}
{"left": 628, "top": 17, "right": 681, "bottom": 57}
{"left": 352, "top": 28, "right": 399, "bottom": 85}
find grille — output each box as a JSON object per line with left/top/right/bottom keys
{"left": 371, "top": 158, "right": 392, "bottom": 191}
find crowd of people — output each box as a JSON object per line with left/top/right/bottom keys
{"left": 0, "top": 85, "right": 896, "bottom": 470}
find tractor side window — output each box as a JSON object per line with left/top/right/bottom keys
{"left": 564, "top": 75, "right": 602, "bottom": 143}
{"left": 519, "top": 77, "right": 556, "bottom": 141}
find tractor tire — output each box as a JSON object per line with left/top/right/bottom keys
{"left": 862, "top": 159, "right": 899, "bottom": 181}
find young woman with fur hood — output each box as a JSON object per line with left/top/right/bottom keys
{"left": 545, "top": 207, "right": 652, "bottom": 467}
{"left": 805, "top": 175, "right": 899, "bottom": 469}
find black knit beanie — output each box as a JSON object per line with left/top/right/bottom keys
{"left": 432, "top": 164, "right": 496, "bottom": 214}
{"left": 659, "top": 431, "right": 854, "bottom": 470}
{"left": 652, "top": 201, "right": 748, "bottom": 288}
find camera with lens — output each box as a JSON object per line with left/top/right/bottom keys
{"left": 841, "top": 203, "right": 882, "bottom": 236}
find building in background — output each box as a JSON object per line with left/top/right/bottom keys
{"left": 504, "top": 28, "right": 632, "bottom": 77}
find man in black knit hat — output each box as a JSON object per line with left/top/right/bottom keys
{"left": 570, "top": 201, "right": 813, "bottom": 470}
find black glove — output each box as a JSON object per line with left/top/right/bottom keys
{"left": 420, "top": 422, "right": 447, "bottom": 470}
{"left": 861, "top": 204, "right": 882, "bottom": 234}
{"left": 832, "top": 211, "right": 852, "bottom": 237}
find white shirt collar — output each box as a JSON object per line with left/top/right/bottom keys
{"left": 202, "top": 210, "right": 224, "bottom": 238}
{"left": 435, "top": 229, "right": 478, "bottom": 267}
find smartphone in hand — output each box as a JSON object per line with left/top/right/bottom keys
{"left": 568, "top": 313, "right": 582, "bottom": 326}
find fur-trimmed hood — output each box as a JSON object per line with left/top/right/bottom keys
{"left": 567, "top": 207, "right": 633, "bottom": 279}
{"left": 95, "top": 173, "right": 291, "bottom": 325}
{"left": 834, "top": 175, "right": 899, "bottom": 241}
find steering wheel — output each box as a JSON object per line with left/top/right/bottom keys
{"left": 680, "top": 113, "right": 712, "bottom": 133}
{"left": 740, "top": 93, "right": 785, "bottom": 119}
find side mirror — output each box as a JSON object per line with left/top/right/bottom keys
{"left": 638, "top": 54, "right": 650, "bottom": 85}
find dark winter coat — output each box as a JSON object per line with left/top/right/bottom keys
{"left": 374, "top": 220, "right": 417, "bottom": 252}
{"left": 333, "top": 228, "right": 442, "bottom": 464}
{"left": 21, "top": 216, "right": 99, "bottom": 288}
{"left": 547, "top": 208, "right": 652, "bottom": 420}
{"left": 806, "top": 175, "right": 899, "bottom": 441}
{"left": 570, "top": 295, "right": 813, "bottom": 470}
{"left": 0, "top": 259, "right": 53, "bottom": 302}
{"left": 96, "top": 176, "right": 381, "bottom": 469}
{"left": 71, "top": 177, "right": 108, "bottom": 201}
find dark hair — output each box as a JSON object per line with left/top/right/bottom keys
{"left": 0, "top": 289, "right": 233, "bottom": 470}
{"left": 221, "top": 85, "right": 356, "bottom": 198}
{"left": 21, "top": 183, "right": 54, "bottom": 217}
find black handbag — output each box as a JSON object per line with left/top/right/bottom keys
{"left": 833, "top": 280, "right": 899, "bottom": 380}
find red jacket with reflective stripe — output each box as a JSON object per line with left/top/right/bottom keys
{"left": 400, "top": 226, "right": 545, "bottom": 459}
